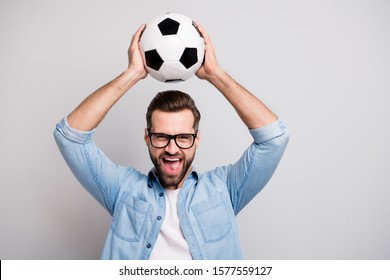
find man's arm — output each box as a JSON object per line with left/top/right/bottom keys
{"left": 54, "top": 25, "right": 148, "bottom": 213}
{"left": 196, "top": 23, "right": 289, "bottom": 214}
{"left": 67, "top": 24, "right": 147, "bottom": 131}
{"left": 195, "top": 23, "right": 277, "bottom": 129}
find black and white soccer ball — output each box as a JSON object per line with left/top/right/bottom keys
{"left": 139, "top": 13, "right": 205, "bottom": 82}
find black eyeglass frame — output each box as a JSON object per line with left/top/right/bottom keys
{"left": 147, "top": 130, "right": 198, "bottom": 149}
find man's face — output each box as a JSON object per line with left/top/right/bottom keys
{"left": 145, "top": 109, "right": 200, "bottom": 189}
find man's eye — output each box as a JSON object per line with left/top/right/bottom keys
{"left": 155, "top": 135, "right": 168, "bottom": 140}
{"left": 177, "top": 135, "right": 192, "bottom": 141}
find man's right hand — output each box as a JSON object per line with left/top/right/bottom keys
{"left": 67, "top": 25, "right": 149, "bottom": 131}
{"left": 127, "top": 24, "right": 148, "bottom": 81}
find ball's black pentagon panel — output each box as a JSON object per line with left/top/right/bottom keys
{"left": 165, "top": 79, "right": 184, "bottom": 83}
{"left": 158, "top": 18, "right": 180, "bottom": 35}
{"left": 145, "top": 49, "right": 164, "bottom": 70}
{"left": 179, "top": 48, "right": 198, "bottom": 69}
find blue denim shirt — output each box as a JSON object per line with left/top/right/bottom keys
{"left": 54, "top": 117, "right": 289, "bottom": 259}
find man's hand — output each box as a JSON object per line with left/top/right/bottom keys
{"left": 193, "top": 22, "right": 277, "bottom": 129}
{"left": 127, "top": 24, "right": 148, "bottom": 81}
{"left": 67, "top": 25, "right": 148, "bottom": 131}
{"left": 194, "top": 22, "right": 223, "bottom": 82}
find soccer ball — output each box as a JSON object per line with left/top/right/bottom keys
{"left": 139, "top": 13, "right": 205, "bottom": 82}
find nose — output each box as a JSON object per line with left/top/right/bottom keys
{"left": 164, "top": 138, "right": 180, "bottom": 154}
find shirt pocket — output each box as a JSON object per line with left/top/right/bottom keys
{"left": 192, "top": 194, "right": 232, "bottom": 243}
{"left": 111, "top": 192, "right": 151, "bottom": 242}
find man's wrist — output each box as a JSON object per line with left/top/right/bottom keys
{"left": 204, "top": 67, "right": 226, "bottom": 84}
{"left": 207, "top": 69, "right": 234, "bottom": 90}
{"left": 119, "top": 68, "right": 144, "bottom": 90}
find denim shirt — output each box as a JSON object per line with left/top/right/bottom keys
{"left": 54, "top": 117, "right": 289, "bottom": 259}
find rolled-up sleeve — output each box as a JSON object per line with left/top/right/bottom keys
{"left": 55, "top": 116, "right": 96, "bottom": 143}
{"left": 53, "top": 116, "right": 120, "bottom": 214}
{"left": 249, "top": 118, "right": 288, "bottom": 144}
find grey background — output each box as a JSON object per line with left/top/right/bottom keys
{"left": 1, "top": 0, "right": 389, "bottom": 259}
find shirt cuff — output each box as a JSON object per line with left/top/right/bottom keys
{"left": 55, "top": 116, "right": 96, "bottom": 143}
{"left": 249, "top": 118, "right": 287, "bottom": 144}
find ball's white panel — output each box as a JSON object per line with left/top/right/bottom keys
{"left": 177, "top": 22, "right": 203, "bottom": 47}
{"left": 181, "top": 61, "right": 202, "bottom": 80}
{"left": 157, "top": 36, "right": 185, "bottom": 61}
{"left": 139, "top": 24, "right": 163, "bottom": 51}
{"left": 139, "top": 42, "right": 147, "bottom": 65}
{"left": 197, "top": 43, "right": 205, "bottom": 64}
{"left": 159, "top": 61, "right": 187, "bottom": 80}
{"left": 166, "top": 13, "right": 192, "bottom": 26}
{"left": 146, "top": 67, "right": 166, "bottom": 82}
{"left": 147, "top": 13, "right": 170, "bottom": 27}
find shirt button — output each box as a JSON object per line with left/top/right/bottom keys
{"left": 146, "top": 244, "right": 151, "bottom": 249}
{"left": 159, "top": 193, "right": 164, "bottom": 197}
{"left": 157, "top": 216, "right": 162, "bottom": 220}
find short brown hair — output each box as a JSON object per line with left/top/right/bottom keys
{"left": 146, "top": 90, "right": 201, "bottom": 131}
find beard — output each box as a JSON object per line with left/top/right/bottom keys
{"left": 149, "top": 150, "right": 195, "bottom": 189}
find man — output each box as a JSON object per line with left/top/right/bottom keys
{"left": 54, "top": 22, "right": 289, "bottom": 259}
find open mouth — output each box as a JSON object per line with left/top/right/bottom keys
{"left": 162, "top": 156, "right": 182, "bottom": 175}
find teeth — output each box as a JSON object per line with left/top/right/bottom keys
{"left": 165, "top": 158, "right": 180, "bottom": 162}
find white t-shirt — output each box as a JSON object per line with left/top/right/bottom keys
{"left": 149, "top": 188, "right": 193, "bottom": 260}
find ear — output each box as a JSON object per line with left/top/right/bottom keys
{"left": 195, "top": 130, "right": 201, "bottom": 148}
{"left": 144, "top": 128, "right": 149, "bottom": 146}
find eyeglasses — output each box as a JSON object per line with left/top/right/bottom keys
{"left": 148, "top": 131, "right": 198, "bottom": 149}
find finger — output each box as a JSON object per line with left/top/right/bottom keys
{"left": 195, "top": 22, "right": 211, "bottom": 45}
{"left": 131, "top": 24, "right": 146, "bottom": 45}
